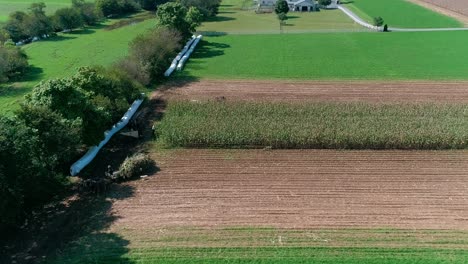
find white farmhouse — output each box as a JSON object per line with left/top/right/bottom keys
{"left": 257, "top": 0, "right": 319, "bottom": 12}
{"left": 287, "top": 0, "right": 318, "bottom": 12}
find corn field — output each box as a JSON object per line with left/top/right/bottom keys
{"left": 157, "top": 101, "right": 468, "bottom": 149}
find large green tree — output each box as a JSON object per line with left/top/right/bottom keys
{"left": 25, "top": 78, "right": 110, "bottom": 145}
{"left": 156, "top": 2, "right": 202, "bottom": 39}
{"left": 95, "top": 0, "right": 139, "bottom": 16}
{"left": 126, "top": 27, "right": 182, "bottom": 82}
{"left": 0, "top": 110, "right": 79, "bottom": 231}
{"left": 275, "top": 0, "right": 289, "bottom": 15}
{"left": 4, "top": 11, "right": 30, "bottom": 42}
{"left": 72, "top": 0, "right": 103, "bottom": 25}
{"left": 25, "top": 2, "right": 53, "bottom": 38}
{"left": 0, "top": 45, "right": 29, "bottom": 83}
{"left": 54, "top": 7, "right": 84, "bottom": 31}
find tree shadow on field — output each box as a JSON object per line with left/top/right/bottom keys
{"left": 41, "top": 35, "right": 77, "bottom": 43}
{"left": 218, "top": 11, "right": 236, "bottom": 14}
{"left": 21, "top": 65, "right": 44, "bottom": 82}
{"left": 340, "top": 0, "right": 355, "bottom": 4}
{"left": 190, "top": 40, "right": 230, "bottom": 60}
{"left": 205, "top": 15, "right": 236, "bottom": 22}
{"left": 1, "top": 183, "right": 137, "bottom": 264}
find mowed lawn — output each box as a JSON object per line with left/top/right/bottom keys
{"left": 0, "top": 0, "right": 82, "bottom": 22}
{"left": 345, "top": 0, "right": 462, "bottom": 28}
{"left": 0, "top": 17, "right": 155, "bottom": 113}
{"left": 181, "top": 31, "right": 468, "bottom": 80}
{"left": 198, "top": 0, "right": 362, "bottom": 34}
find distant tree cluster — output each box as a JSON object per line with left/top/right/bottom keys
{"left": 137, "top": 0, "right": 169, "bottom": 11}
{"left": 177, "top": 0, "right": 222, "bottom": 18}
{"left": 2, "top": 1, "right": 103, "bottom": 43}
{"left": 95, "top": 0, "right": 140, "bottom": 17}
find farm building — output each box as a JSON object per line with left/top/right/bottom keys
{"left": 256, "top": 0, "right": 319, "bottom": 12}
{"left": 288, "top": 0, "right": 318, "bottom": 12}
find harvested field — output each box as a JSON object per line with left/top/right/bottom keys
{"left": 111, "top": 149, "right": 468, "bottom": 230}
{"left": 417, "top": 0, "right": 468, "bottom": 18}
{"left": 158, "top": 80, "right": 468, "bottom": 103}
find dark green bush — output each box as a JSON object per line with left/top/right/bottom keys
{"left": 117, "top": 153, "right": 156, "bottom": 180}
{"left": 0, "top": 45, "right": 29, "bottom": 83}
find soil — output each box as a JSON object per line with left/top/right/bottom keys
{"left": 110, "top": 149, "right": 468, "bottom": 230}
{"left": 413, "top": 0, "right": 468, "bottom": 23}
{"left": 155, "top": 79, "right": 468, "bottom": 103}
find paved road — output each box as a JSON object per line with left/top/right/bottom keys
{"left": 338, "top": 5, "right": 468, "bottom": 32}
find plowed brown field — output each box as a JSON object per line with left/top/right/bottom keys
{"left": 111, "top": 150, "right": 468, "bottom": 230}
{"left": 157, "top": 80, "right": 468, "bottom": 103}
{"left": 416, "top": 0, "right": 468, "bottom": 18}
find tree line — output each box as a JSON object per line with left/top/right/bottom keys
{"left": 0, "top": 0, "right": 220, "bottom": 84}
{"left": 0, "top": 0, "right": 220, "bottom": 236}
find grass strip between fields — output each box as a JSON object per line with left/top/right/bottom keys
{"left": 49, "top": 246, "right": 468, "bottom": 264}
{"left": 344, "top": 0, "right": 462, "bottom": 28}
{"left": 180, "top": 32, "right": 468, "bottom": 81}
{"left": 46, "top": 227, "right": 468, "bottom": 263}
{"left": 157, "top": 101, "right": 468, "bottom": 150}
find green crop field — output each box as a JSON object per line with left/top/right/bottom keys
{"left": 45, "top": 227, "right": 468, "bottom": 264}
{"left": 180, "top": 31, "right": 468, "bottom": 80}
{"left": 198, "top": 0, "right": 362, "bottom": 34}
{"left": 0, "top": 15, "right": 156, "bottom": 113}
{"left": 157, "top": 101, "right": 468, "bottom": 150}
{"left": 0, "top": 0, "right": 81, "bottom": 22}
{"left": 345, "top": 0, "right": 462, "bottom": 28}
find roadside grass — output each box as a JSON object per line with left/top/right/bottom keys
{"left": 0, "top": 16, "right": 156, "bottom": 114}
{"left": 198, "top": 0, "right": 362, "bottom": 34}
{"left": 179, "top": 31, "right": 468, "bottom": 80}
{"left": 0, "top": 0, "right": 81, "bottom": 22}
{"left": 46, "top": 227, "right": 468, "bottom": 263}
{"left": 157, "top": 101, "right": 468, "bottom": 150}
{"left": 344, "top": 0, "right": 462, "bottom": 28}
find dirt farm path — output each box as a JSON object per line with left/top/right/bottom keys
{"left": 156, "top": 80, "right": 468, "bottom": 103}
{"left": 110, "top": 149, "right": 468, "bottom": 230}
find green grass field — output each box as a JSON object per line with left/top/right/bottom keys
{"left": 345, "top": 0, "right": 462, "bottom": 28}
{"left": 157, "top": 101, "right": 468, "bottom": 150}
{"left": 0, "top": 0, "right": 81, "bottom": 22}
{"left": 198, "top": 0, "right": 362, "bottom": 34}
{"left": 0, "top": 15, "right": 155, "bottom": 113}
{"left": 180, "top": 31, "right": 468, "bottom": 80}
{"left": 46, "top": 227, "right": 468, "bottom": 264}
